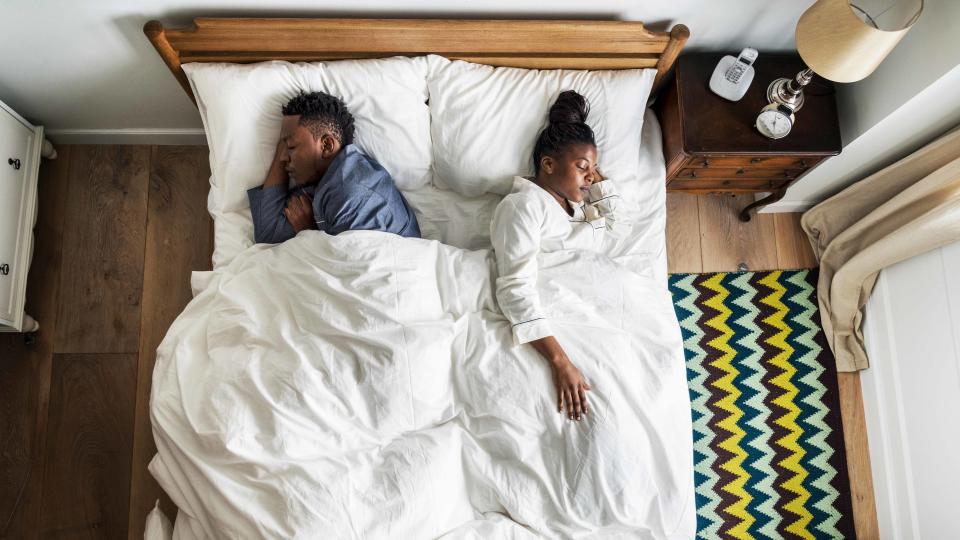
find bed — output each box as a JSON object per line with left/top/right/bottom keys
{"left": 143, "top": 17, "right": 694, "bottom": 540}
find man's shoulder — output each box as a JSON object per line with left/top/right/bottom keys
{"left": 320, "top": 145, "right": 376, "bottom": 187}
{"left": 339, "top": 144, "right": 387, "bottom": 178}
{"left": 321, "top": 175, "right": 381, "bottom": 207}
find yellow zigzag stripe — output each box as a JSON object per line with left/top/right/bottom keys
{"left": 703, "top": 274, "right": 754, "bottom": 538}
{"left": 760, "top": 271, "right": 813, "bottom": 538}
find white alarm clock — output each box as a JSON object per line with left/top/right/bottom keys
{"left": 755, "top": 103, "right": 795, "bottom": 139}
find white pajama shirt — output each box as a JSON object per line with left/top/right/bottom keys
{"left": 491, "top": 176, "right": 622, "bottom": 345}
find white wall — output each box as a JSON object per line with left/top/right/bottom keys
{"left": 0, "top": 0, "right": 812, "bottom": 135}
{"left": 767, "top": 64, "right": 960, "bottom": 210}
{"left": 4, "top": 0, "right": 956, "bottom": 199}
{"left": 768, "top": 0, "right": 960, "bottom": 210}
{"left": 835, "top": 0, "right": 958, "bottom": 145}
{"left": 861, "top": 241, "right": 960, "bottom": 539}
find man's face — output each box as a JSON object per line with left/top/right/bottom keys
{"left": 280, "top": 115, "right": 323, "bottom": 186}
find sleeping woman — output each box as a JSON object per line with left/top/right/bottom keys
{"left": 490, "top": 90, "right": 622, "bottom": 423}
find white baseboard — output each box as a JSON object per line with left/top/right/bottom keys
{"left": 45, "top": 128, "right": 206, "bottom": 145}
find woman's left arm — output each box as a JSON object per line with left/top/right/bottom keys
{"left": 491, "top": 197, "right": 592, "bottom": 421}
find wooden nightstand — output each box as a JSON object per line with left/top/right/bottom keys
{"left": 654, "top": 53, "right": 841, "bottom": 221}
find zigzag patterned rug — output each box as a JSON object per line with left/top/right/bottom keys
{"left": 668, "top": 269, "right": 855, "bottom": 540}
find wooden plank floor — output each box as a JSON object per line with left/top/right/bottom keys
{"left": 0, "top": 145, "right": 211, "bottom": 540}
{"left": 0, "top": 151, "right": 876, "bottom": 538}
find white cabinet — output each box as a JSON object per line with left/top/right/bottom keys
{"left": 0, "top": 99, "right": 52, "bottom": 333}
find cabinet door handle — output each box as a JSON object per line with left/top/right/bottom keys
{"left": 0, "top": 263, "right": 9, "bottom": 276}
{"left": 8, "top": 158, "right": 20, "bottom": 170}
{"left": 702, "top": 159, "right": 710, "bottom": 168}
{"left": 750, "top": 157, "right": 762, "bottom": 164}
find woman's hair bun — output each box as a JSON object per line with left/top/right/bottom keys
{"left": 548, "top": 90, "right": 589, "bottom": 125}
{"left": 532, "top": 90, "right": 595, "bottom": 174}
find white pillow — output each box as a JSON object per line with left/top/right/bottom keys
{"left": 183, "top": 57, "right": 432, "bottom": 266}
{"left": 426, "top": 55, "right": 655, "bottom": 197}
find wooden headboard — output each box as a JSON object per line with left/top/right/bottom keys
{"left": 144, "top": 18, "right": 689, "bottom": 105}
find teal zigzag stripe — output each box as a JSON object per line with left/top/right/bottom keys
{"left": 788, "top": 270, "right": 843, "bottom": 538}
{"left": 728, "top": 272, "right": 780, "bottom": 539}
{"left": 721, "top": 272, "right": 767, "bottom": 535}
{"left": 670, "top": 274, "right": 724, "bottom": 536}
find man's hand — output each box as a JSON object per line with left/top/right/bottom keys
{"left": 283, "top": 194, "right": 316, "bottom": 233}
{"left": 263, "top": 139, "right": 290, "bottom": 188}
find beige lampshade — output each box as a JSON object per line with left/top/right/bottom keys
{"left": 796, "top": 0, "right": 922, "bottom": 83}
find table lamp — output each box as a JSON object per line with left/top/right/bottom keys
{"left": 767, "top": 0, "right": 923, "bottom": 113}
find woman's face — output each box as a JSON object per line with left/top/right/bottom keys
{"left": 539, "top": 143, "right": 600, "bottom": 203}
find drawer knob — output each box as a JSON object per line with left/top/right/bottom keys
{"left": 736, "top": 169, "right": 745, "bottom": 175}
{"left": 798, "top": 159, "right": 807, "bottom": 168}
{"left": 750, "top": 158, "right": 762, "bottom": 164}
{"left": 683, "top": 170, "right": 697, "bottom": 178}
{"left": 7, "top": 158, "right": 20, "bottom": 170}
{"left": 703, "top": 159, "right": 710, "bottom": 168}
{"left": 0, "top": 263, "right": 9, "bottom": 276}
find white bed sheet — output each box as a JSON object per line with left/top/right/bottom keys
{"left": 208, "top": 109, "right": 669, "bottom": 285}
{"left": 148, "top": 225, "right": 693, "bottom": 539}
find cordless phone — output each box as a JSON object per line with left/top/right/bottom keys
{"left": 709, "top": 48, "right": 758, "bottom": 102}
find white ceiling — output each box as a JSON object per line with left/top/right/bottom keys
{"left": 0, "top": 0, "right": 811, "bottom": 130}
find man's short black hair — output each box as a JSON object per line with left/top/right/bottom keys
{"left": 283, "top": 91, "right": 356, "bottom": 146}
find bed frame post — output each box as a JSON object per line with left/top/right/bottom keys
{"left": 652, "top": 25, "right": 690, "bottom": 94}
{"left": 144, "top": 20, "right": 197, "bottom": 105}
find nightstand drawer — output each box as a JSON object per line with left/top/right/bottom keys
{"left": 686, "top": 156, "right": 821, "bottom": 169}
{"left": 675, "top": 167, "right": 804, "bottom": 180}
{"left": 669, "top": 177, "right": 790, "bottom": 191}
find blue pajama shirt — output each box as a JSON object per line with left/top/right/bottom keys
{"left": 247, "top": 144, "right": 421, "bottom": 244}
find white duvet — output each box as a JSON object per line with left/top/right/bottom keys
{"left": 149, "top": 230, "right": 695, "bottom": 539}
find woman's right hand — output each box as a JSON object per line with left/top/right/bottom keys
{"left": 530, "top": 336, "right": 592, "bottom": 421}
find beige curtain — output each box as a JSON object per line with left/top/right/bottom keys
{"left": 801, "top": 126, "right": 960, "bottom": 372}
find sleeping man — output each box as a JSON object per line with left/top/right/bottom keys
{"left": 247, "top": 91, "right": 421, "bottom": 243}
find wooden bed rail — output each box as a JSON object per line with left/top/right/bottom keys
{"left": 144, "top": 17, "right": 689, "bottom": 106}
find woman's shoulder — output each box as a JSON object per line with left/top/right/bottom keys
{"left": 493, "top": 193, "right": 548, "bottom": 238}
{"left": 497, "top": 184, "right": 545, "bottom": 216}
{"left": 504, "top": 176, "right": 543, "bottom": 203}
